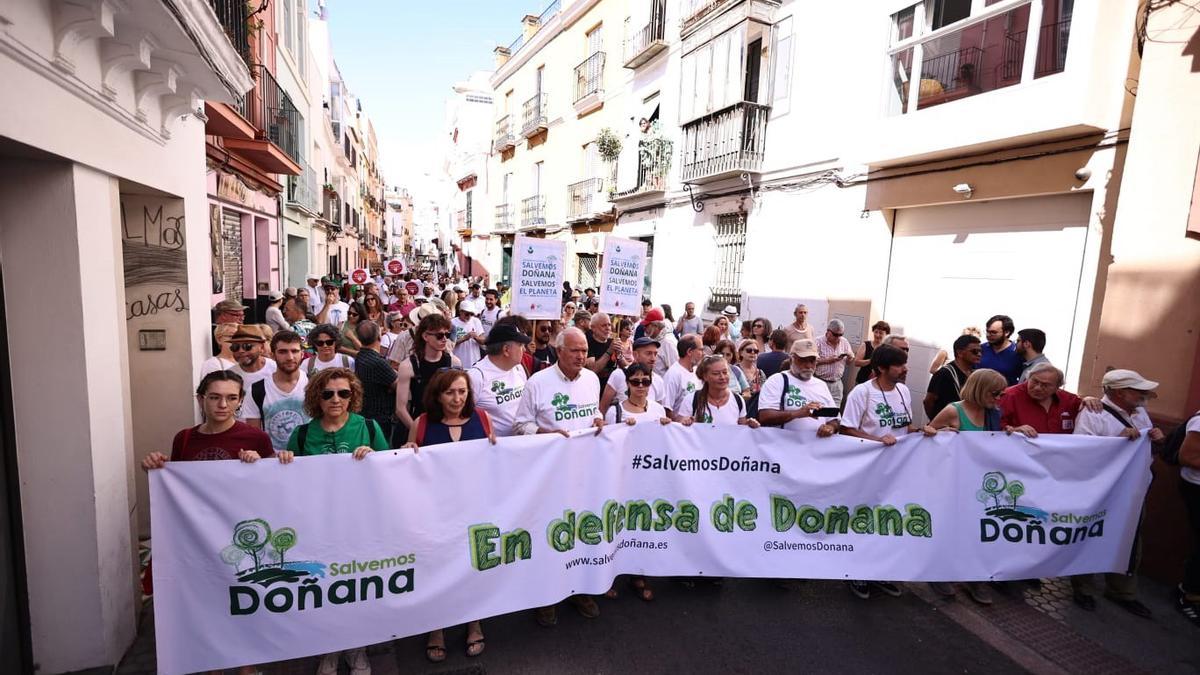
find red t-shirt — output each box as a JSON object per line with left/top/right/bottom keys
{"left": 999, "top": 382, "right": 1083, "bottom": 434}
{"left": 170, "top": 421, "right": 275, "bottom": 462}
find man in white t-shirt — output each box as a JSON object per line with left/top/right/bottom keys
{"left": 451, "top": 300, "right": 485, "bottom": 367}
{"left": 305, "top": 274, "right": 324, "bottom": 316}
{"left": 758, "top": 338, "right": 839, "bottom": 437}
{"left": 1071, "top": 368, "right": 1164, "bottom": 618}
{"left": 478, "top": 289, "right": 506, "bottom": 337}
{"left": 229, "top": 325, "right": 277, "bottom": 399}
{"left": 512, "top": 326, "right": 605, "bottom": 626}
{"left": 316, "top": 282, "right": 349, "bottom": 326}
{"left": 662, "top": 334, "right": 703, "bottom": 420}
{"left": 242, "top": 330, "right": 310, "bottom": 451}
{"left": 468, "top": 323, "right": 529, "bottom": 438}
{"left": 601, "top": 337, "right": 666, "bottom": 415}
{"left": 644, "top": 315, "right": 677, "bottom": 376}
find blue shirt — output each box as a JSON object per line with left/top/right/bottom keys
{"left": 981, "top": 342, "right": 1022, "bottom": 386}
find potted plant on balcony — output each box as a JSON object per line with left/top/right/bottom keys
{"left": 639, "top": 120, "right": 673, "bottom": 191}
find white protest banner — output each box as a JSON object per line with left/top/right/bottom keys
{"left": 598, "top": 236, "right": 647, "bottom": 316}
{"left": 509, "top": 234, "right": 565, "bottom": 319}
{"left": 150, "top": 426, "right": 1150, "bottom": 673}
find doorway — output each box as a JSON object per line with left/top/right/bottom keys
{"left": 0, "top": 262, "right": 32, "bottom": 673}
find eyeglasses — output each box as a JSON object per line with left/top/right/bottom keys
{"left": 320, "top": 389, "right": 352, "bottom": 401}
{"left": 743, "top": 349, "right": 759, "bottom": 355}
{"left": 203, "top": 394, "right": 241, "bottom": 404}
{"left": 229, "top": 343, "right": 258, "bottom": 352}
{"left": 428, "top": 332, "right": 450, "bottom": 340}
{"left": 830, "top": 332, "right": 844, "bottom": 338}
{"left": 628, "top": 378, "right": 652, "bottom": 387}
{"left": 314, "top": 339, "right": 337, "bottom": 347}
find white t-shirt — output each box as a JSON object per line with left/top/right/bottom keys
{"left": 654, "top": 333, "right": 679, "bottom": 376}
{"left": 451, "top": 316, "right": 484, "bottom": 366}
{"left": 678, "top": 392, "right": 744, "bottom": 425}
{"left": 478, "top": 306, "right": 505, "bottom": 336}
{"left": 513, "top": 364, "right": 601, "bottom": 435}
{"left": 842, "top": 380, "right": 914, "bottom": 439}
{"left": 1181, "top": 414, "right": 1200, "bottom": 486}
{"left": 305, "top": 353, "right": 355, "bottom": 375}
{"left": 198, "top": 356, "right": 236, "bottom": 383}
{"left": 606, "top": 368, "right": 666, "bottom": 407}
{"left": 604, "top": 399, "right": 668, "bottom": 425}
{"left": 324, "top": 301, "right": 350, "bottom": 326}
{"left": 231, "top": 359, "right": 276, "bottom": 390}
{"left": 662, "top": 361, "right": 701, "bottom": 414}
{"left": 758, "top": 371, "right": 836, "bottom": 433}
{"left": 1074, "top": 396, "right": 1152, "bottom": 437}
{"left": 306, "top": 286, "right": 324, "bottom": 316}
{"left": 240, "top": 373, "right": 310, "bottom": 450}
{"left": 468, "top": 357, "right": 527, "bottom": 438}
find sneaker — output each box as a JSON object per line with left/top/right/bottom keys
{"left": 1177, "top": 585, "right": 1200, "bottom": 628}
{"left": 569, "top": 594, "right": 600, "bottom": 618}
{"left": 346, "top": 647, "right": 371, "bottom": 675}
{"left": 929, "top": 581, "right": 956, "bottom": 597}
{"left": 847, "top": 580, "right": 870, "bottom": 600}
{"left": 964, "top": 582, "right": 994, "bottom": 605}
{"left": 535, "top": 605, "right": 557, "bottom": 627}
{"left": 1072, "top": 591, "right": 1097, "bottom": 612}
{"left": 871, "top": 581, "right": 902, "bottom": 597}
{"left": 316, "top": 652, "right": 340, "bottom": 675}
{"left": 1106, "top": 595, "right": 1153, "bottom": 619}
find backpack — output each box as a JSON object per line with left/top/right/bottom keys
{"left": 306, "top": 354, "right": 350, "bottom": 376}
{"left": 295, "top": 417, "right": 379, "bottom": 451}
{"left": 1160, "top": 412, "right": 1200, "bottom": 466}
{"left": 251, "top": 379, "right": 267, "bottom": 418}
{"left": 757, "top": 373, "right": 791, "bottom": 428}
{"left": 691, "top": 388, "right": 744, "bottom": 423}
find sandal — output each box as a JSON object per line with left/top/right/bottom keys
{"left": 630, "top": 577, "right": 654, "bottom": 602}
{"left": 568, "top": 594, "right": 600, "bottom": 618}
{"left": 425, "top": 630, "right": 446, "bottom": 663}
{"left": 604, "top": 584, "right": 619, "bottom": 599}
{"left": 466, "top": 636, "right": 485, "bottom": 658}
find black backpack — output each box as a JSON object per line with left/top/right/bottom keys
{"left": 1160, "top": 412, "right": 1200, "bottom": 466}
{"left": 757, "top": 373, "right": 791, "bottom": 428}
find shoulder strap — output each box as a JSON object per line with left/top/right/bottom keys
{"left": 342, "top": 354, "right": 350, "bottom": 368}
{"left": 779, "top": 373, "right": 789, "bottom": 409}
{"left": 735, "top": 392, "right": 745, "bottom": 415}
{"left": 297, "top": 422, "right": 309, "bottom": 450}
{"left": 251, "top": 380, "right": 266, "bottom": 417}
{"left": 692, "top": 390, "right": 704, "bottom": 421}
{"left": 940, "top": 363, "right": 963, "bottom": 392}
{"left": 306, "top": 357, "right": 317, "bottom": 377}
{"left": 477, "top": 409, "right": 493, "bottom": 437}
{"left": 415, "top": 414, "right": 428, "bottom": 446}
{"left": 1102, "top": 403, "right": 1135, "bottom": 429}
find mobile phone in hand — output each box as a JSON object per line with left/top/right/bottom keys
{"left": 813, "top": 407, "right": 841, "bottom": 418}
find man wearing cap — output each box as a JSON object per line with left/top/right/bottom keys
{"left": 212, "top": 298, "right": 247, "bottom": 355}
{"left": 264, "top": 290, "right": 290, "bottom": 333}
{"left": 634, "top": 299, "right": 654, "bottom": 340}
{"left": 468, "top": 323, "right": 529, "bottom": 438}
{"left": 304, "top": 274, "right": 324, "bottom": 316}
{"left": 758, "top": 338, "right": 839, "bottom": 436}
{"left": 315, "top": 279, "right": 349, "bottom": 326}
{"left": 451, "top": 300, "right": 485, "bottom": 367}
{"left": 1070, "top": 368, "right": 1164, "bottom": 617}
{"left": 721, "top": 306, "right": 741, "bottom": 341}
{"left": 229, "top": 325, "right": 277, "bottom": 414}
{"left": 601, "top": 337, "right": 665, "bottom": 415}
{"left": 815, "top": 319, "right": 855, "bottom": 406}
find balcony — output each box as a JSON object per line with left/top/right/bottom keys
{"left": 207, "top": 0, "right": 250, "bottom": 64}
{"left": 494, "top": 204, "right": 515, "bottom": 233}
{"left": 1003, "top": 19, "right": 1073, "bottom": 81}
{"left": 456, "top": 210, "right": 469, "bottom": 234}
{"left": 218, "top": 65, "right": 302, "bottom": 175}
{"left": 573, "top": 52, "right": 605, "bottom": 116}
{"left": 522, "top": 92, "right": 548, "bottom": 138}
{"left": 493, "top": 115, "right": 516, "bottom": 153}
{"left": 680, "top": 0, "right": 779, "bottom": 38}
{"left": 680, "top": 101, "right": 769, "bottom": 184}
{"left": 286, "top": 161, "right": 320, "bottom": 215}
{"left": 567, "top": 178, "right": 607, "bottom": 222}
{"left": 624, "top": 4, "right": 667, "bottom": 68}
{"left": 613, "top": 151, "right": 670, "bottom": 204}
{"left": 520, "top": 195, "right": 546, "bottom": 230}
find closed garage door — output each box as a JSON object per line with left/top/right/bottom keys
{"left": 883, "top": 193, "right": 1092, "bottom": 421}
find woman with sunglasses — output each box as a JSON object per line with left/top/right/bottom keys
{"left": 732, "top": 338, "right": 765, "bottom": 402}
{"left": 277, "top": 368, "right": 386, "bottom": 674}
{"left": 394, "top": 313, "right": 461, "bottom": 447}
{"left": 362, "top": 293, "right": 386, "bottom": 330}
{"left": 337, "top": 301, "right": 367, "bottom": 357}
{"left": 303, "top": 324, "right": 355, "bottom": 376}
{"left": 927, "top": 368, "right": 1007, "bottom": 433}
{"left": 750, "top": 317, "right": 772, "bottom": 353}
{"left": 399, "top": 369, "right": 494, "bottom": 662}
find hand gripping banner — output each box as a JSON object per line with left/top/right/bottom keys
{"left": 149, "top": 425, "right": 1151, "bottom": 673}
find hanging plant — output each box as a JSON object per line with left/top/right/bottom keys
{"left": 595, "top": 128, "right": 622, "bottom": 163}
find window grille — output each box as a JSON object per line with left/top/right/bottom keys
{"left": 707, "top": 212, "right": 746, "bottom": 312}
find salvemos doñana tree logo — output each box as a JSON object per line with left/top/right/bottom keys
{"left": 977, "top": 472, "right": 1106, "bottom": 545}
{"left": 552, "top": 392, "right": 597, "bottom": 422}
{"left": 221, "top": 518, "right": 416, "bottom": 616}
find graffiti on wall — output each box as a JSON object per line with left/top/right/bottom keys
{"left": 122, "top": 198, "right": 189, "bottom": 321}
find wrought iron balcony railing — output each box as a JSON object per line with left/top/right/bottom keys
{"left": 286, "top": 161, "right": 319, "bottom": 214}
{"left": 573, "top": 52, "right": 605, "bottom": 104}
{"left": 624, "top": 2, "right": 667, "bottom": 68}
{"left": 520, "top": 195, "right": 546, "bottom": 229}
{"left": 567, "top": 177, "right": 605, "bottom": 220}
{"left": 680, "top": 101, "right": 769, "bottom": 183}
{"left": 241, "top": 64, "right": 301, "bottom": 163}
{"left": 494, "top": 204, "right": 515, "bottom": 232}
{"left": 522, "top": 92, "right": 548, "bottom": 137}
{"left": 493, "top": 115, "right": 516, "bottom": 153}
{"left": 207, "top": 0, "right": 250, "bottom": 64}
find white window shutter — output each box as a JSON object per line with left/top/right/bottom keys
{"left": 772, "top": 17, "right": 793, "bottom": 115}
{"left": 680, "top": 52, "right": 696, "bottom": 123}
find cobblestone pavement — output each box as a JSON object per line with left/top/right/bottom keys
{"left": 117, "top": 574, "right": 1200, "bottom": 674}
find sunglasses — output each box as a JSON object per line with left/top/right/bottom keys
{"left": 229, "top": 343, "right": 259, "bottom": 352}
{"left": 743, "top": 349, "right": 759, "bottom": 355}
{"left": 314, "top": 339, "right": 337, "bottom": 347}
{"left": 990, "top": 390, "right": 1005, "bottom": 398}
{"left": 348, "top": 312, "right": 360, "bottom": 318}
{"left": 830, "top": 332, "right": 844, "bottom": 338}
{"left": 437, "top": 366, "right": 463, "bottom": 373}
{"left": 320, "top": 389, "right": 352, "bottom": 401}
{"left": 428, "top": 332, "right": 450, "bottom": 340}
{"left": 628, "top": 378, "right": 652, "bottom": 387}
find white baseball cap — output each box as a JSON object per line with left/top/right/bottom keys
{"left": 1102, "top": 369, "right": 1159, "bottom": 391}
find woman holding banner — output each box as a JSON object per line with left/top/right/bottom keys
{"left": 401, "top": 369, "right": 494, "bottom": 661}
{"left": 678, "top": 355, "right": 761, "bottom": 428}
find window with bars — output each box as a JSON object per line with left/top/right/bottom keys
{"left": 708, "top": 213, "right": 746, "bottom": 312}
{"left": 577, "top": 253, "right": 600, "bottom": 290}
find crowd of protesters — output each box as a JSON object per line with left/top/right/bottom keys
{"left": 145, "top": 270, "right": 1200, "bottom": 673}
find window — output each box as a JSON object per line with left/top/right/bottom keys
{"left": 771, "top": 16, "right": 793, "bottom": 116}
{"left": 577, "top": 253, "right": 599, "bottom": 289}
{"left": 886, "top": 0, "right": 1071, "bottom": 115}
{"left": 708, "top": 213, "right": 746, "bottom": 312}
{"left": 678, "top": 18, "right": 772, "bottom": 124}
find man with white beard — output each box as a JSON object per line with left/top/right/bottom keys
{"left": 756, "top": 338, "right": 839, "bottom": 437}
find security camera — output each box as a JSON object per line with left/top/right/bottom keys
{"left": 952, "top": 183, "right": 973, "bottom": 198}
{"left": 1074, "top": 167, "right": 1092, "bottom": 181}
